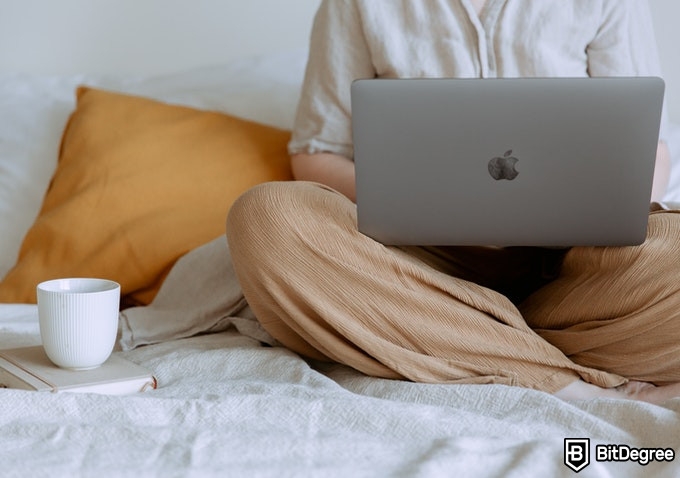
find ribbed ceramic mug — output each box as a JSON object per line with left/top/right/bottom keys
{"left": 37, "top": 278, "right": 120, "bottom": 370}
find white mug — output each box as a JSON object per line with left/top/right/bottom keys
{"left": 37, "top": 278, "right": 120, "bottom": 370}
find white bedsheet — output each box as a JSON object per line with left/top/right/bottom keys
{"left": 1, "top": 304, "right": 679, "bottom": 477}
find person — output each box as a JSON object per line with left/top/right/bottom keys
{"left": 226, "top": 0, "right": 680, "bottom": 403}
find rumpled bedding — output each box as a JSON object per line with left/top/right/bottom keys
{"left": 1, "top": 236, "right": 679, "bottom": 477}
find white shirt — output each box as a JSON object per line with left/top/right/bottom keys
{"left": 289, "top": 0, "right": 667, "bottom": 159}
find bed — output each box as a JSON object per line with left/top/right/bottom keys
{"left": 1, "top": 1, "right": 680, "bottom": 476}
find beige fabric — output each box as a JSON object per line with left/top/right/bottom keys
{"left": 118, "top": 236, "right": 275, "bottom": 351}
{"left": 521, "top": 210, "right": 680, "bottom": 383}
{"left": 227, "top": 182, "right": 680, "bottom": 393}
{"left": 289, "top": 0, "right": 668, "bottom": 159}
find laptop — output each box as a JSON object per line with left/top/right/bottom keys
{"left": 351, "top": 77, "right": 665, "bottom": 246}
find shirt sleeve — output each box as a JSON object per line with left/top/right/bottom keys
{"left": 287, "top": 0, "right": 376, "bottom": 159}
{"left": 587, "top": 0, "right": 668, "bottom": 141}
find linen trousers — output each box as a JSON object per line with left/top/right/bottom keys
{"left": 226, "top": 181, "right": 680, "bottom": 393}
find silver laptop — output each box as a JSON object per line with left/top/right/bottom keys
{"left": 351, "top": 77, "right": 665, "bottom": 246}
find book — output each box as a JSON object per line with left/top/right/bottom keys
{"left": 0, "top": 346, "right": 157, "bottom": 395}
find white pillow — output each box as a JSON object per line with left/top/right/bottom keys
{"left": 0, "top": 75, "right": 80, "bottom": 279}
{"left": 0, "top": 50, "right": 307, "bottom": 280}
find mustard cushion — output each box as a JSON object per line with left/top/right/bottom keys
{"left": 0, "top": 86, "right": 292, "bottom": 305}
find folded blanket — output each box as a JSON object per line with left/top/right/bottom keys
{"left": 119, "top": 235, "right": 276, "bottom": 351}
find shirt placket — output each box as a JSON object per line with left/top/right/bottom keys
{"left": 463, "top": 0, "right": 505, "bottom": 78}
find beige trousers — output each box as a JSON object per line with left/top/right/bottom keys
{"left": 226, "top": 181, "right": 680, "bottom": 393}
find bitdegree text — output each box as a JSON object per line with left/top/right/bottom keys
{"left": 596, "top": 445, "right": 675, "bottom": 465}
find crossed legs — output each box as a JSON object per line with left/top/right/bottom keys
{"left": 227, "top": 181, "right": 680, "bottom": 402}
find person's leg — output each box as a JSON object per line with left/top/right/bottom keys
{"left": 408, "top": 244, "right": 569, "bottom": 306}
{"left": 520, "top": 210, "right": 680, "bottom": 399}
{"left": 226, "top": 181, "right": 623, "bottom": 393}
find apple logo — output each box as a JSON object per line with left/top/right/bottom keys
{"left": 488, "top": 150, "right": 519, "bottom": 180}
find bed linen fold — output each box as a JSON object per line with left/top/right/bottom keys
{"left": 118, "top": 235, "right": 276, "bottom": 351}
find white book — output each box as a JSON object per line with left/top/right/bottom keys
{"left": 0, "top": 346, "right": 156, "bottom": 395}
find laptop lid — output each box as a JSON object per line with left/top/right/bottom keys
{"left": 351, "top": 77, "right": 665, "bottom": 246}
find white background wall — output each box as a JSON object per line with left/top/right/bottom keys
{"left": 0, "top": 0, "right": 677, "bottom": 121}
{"left": 649, "top": 0, "right": 680, "bottom": 122}
{"left": 0, "top": 0, "right": 321, "bottom": 74}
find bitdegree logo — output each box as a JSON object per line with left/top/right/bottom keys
{"left": 564, "top": 439, "right": 590, "bottom": 472}
{"left": 596, "top": 444, "right": 675, "bottom": 466}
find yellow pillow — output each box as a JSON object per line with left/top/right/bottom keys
{"left": 0, "top": 86, "right": 292, "bottom": 305}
